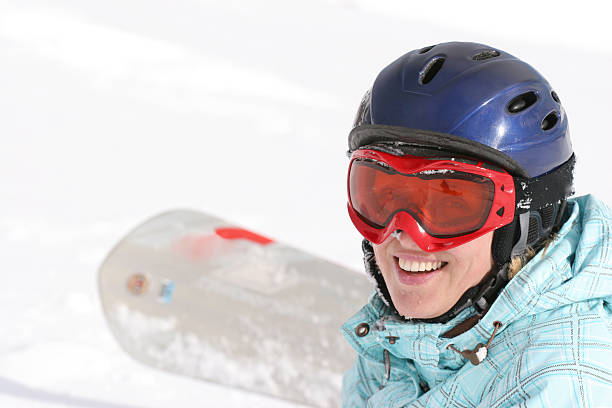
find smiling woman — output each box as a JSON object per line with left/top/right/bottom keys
{"left": 341, "top": 41, "right": 612, "bottom": 407}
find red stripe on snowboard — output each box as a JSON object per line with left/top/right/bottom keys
{"left": 214, "top": 227, "right": 274, "bottom": 245}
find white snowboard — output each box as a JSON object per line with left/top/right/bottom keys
{"left": 98, "top": 210, "right": 371, "bottom": 407}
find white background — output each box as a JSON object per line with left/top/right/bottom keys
{"left": 1, "top": 1, "right": 611, "bottom": 406}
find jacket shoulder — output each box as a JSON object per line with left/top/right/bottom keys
{"left": 482, "top": 302, "right": 612, "bottom": 407}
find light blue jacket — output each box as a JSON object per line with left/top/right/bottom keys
{"left": 342, "top": 195, "right": 612, "bottom": 407}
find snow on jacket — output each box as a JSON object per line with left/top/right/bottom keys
{"left": 341, "top": 195, "right": 612, "bottom": 407}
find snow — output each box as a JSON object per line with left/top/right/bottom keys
{"left": 1, "top": 0, "right": 611, "bottom": 406}
{"left": 419, "top": 169, "right": 455, "bottom": 175}
{"left": 516, "top": 197, "right": 533, "bottom": 209}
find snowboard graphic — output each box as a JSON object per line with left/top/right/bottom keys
{"left": 98, "top": 210, "right": 372, "bottom": 407}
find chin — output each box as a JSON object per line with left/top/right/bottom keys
{"left": 392, "top": 299, "right": 445, "bottom": 320}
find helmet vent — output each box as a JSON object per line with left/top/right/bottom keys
{"left": 540, "top": 204, "right": 556, "bottom": 230}
{"left": 541, "top": 112, "right": 559, "bottom": 131}
{"left": 527, "top": 215, "right": 541, "bottom": 245}
{"left": 419, "top": 57, "right": 445, "bottom": 85}
{"left": 551, "top": 91, "right": 561, "bottom": 103}
{"left": 419, "top": 45, "right": 435, "bottom": 54}
{"left": 507, "top": 92, "right": 538, "bottom": 114}
{"left": 472, "top": 50, "right": 501, "bottom": 61}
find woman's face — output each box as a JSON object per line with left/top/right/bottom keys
{"left": 372, "top": 230, "right": 494, "bottom": 319}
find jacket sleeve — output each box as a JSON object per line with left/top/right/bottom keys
{"left": 342, "top": 354, "right": 422, "bottom": 408}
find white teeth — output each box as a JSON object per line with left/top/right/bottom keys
{"left": 398, "top": 258, "right": 444, "bottom": 272}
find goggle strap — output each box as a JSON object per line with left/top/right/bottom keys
{"left": 511, "top": 212, "right": 531, "bottom": 258}
{"left": 513, "top": 154, "right": 576, "bottom": 213}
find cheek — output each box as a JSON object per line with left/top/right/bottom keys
{"left": 452, "top": 234, "right": 494, "bottom": 279}
{"left": 372, "top": 244, "right": 386, "bottom": 268}
{"left": 372, "top": 243, "right": 393, "bottom": 275}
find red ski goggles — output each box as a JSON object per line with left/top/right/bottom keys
{"left": 347, "top": 149, "right": 516, "bottom": 251}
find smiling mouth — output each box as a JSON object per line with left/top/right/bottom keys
{"left": 394, "top": 257, "right": 448, "bottom": 273}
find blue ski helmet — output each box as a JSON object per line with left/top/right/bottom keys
{"left": 349, "top": 42, "right": 575, "bottom": 322}
{"left": 350, "top": 41, "right": 572, "bottom": 178}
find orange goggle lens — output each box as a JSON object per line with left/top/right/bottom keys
{"left": 349, "top": 160, "right": 495, "bottom": 238}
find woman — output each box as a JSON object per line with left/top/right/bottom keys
{"left": 342, "top": 42, "right": 612, "bottom": 407}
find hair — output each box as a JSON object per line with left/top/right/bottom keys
{"left": 507, "top": 233, "right": 558, "bottom": 280}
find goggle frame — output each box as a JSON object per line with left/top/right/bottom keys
{"left": 347, "top": 149, "right": 516, "bottom": 252}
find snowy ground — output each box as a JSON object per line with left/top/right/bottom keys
{"left": 1, "top": 1, "right": 611, "bottom": 406}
